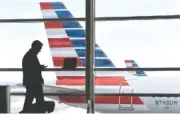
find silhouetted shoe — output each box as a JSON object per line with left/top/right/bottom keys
{"left": 19, "top": 106, "right": 46, "bottom": 113}
{"left": 19, "top": 110, "right": 27, "bottom": 113}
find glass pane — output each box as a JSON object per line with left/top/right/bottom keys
{"left": 0, "top": 0, "right": 85, "bottom": 19}
{"left": 96, "top": 0, "right": 180, "bottom": 17}
{"left": 94, "top": 71, "right": 180, "bottom": 113}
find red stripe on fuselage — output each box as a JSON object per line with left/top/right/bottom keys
{"left": 59, "top": 96, "right": 143, "bottom": 104}
{"left": 56, "top": 77, "right": 129, "bottom": 86}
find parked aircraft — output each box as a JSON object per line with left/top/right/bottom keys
{"left": 4, "top": 2, "right": 180, "bottom": 113}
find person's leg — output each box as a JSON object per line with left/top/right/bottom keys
{"left": 34, "top": 84, "right": 46, "bottom": 112}
{"left": 21, "top": 86, "right": 34, "bottom": 112}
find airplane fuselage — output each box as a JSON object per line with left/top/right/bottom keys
{"left": 54, "top": 75, "right": 180, "bottom": 113}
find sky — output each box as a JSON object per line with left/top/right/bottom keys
{"left": 0, "top": 0, "right": 180, "bottom": 83}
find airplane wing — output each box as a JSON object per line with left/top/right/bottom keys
{"left": 42, "top": 85, "right": 84, "bottom": 104}
{"left": 11, "top": 83, "right": 84, "bottom": 106}
{"left": 10, "top": 83, "right": 25, "bottom": 92}
{"left": 11, "top": 83, "right": 83, "bottom": 97}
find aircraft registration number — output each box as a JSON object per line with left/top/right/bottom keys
{"left": 155, "top": 100, "right": 178, "bottom": 106}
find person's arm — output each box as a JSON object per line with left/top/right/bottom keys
{"left": 40, "top": 65, "right": 48, "bottom": 70}
{"left": 40, "top": 76, "right": 44, "bottom": 84}
{"left": 40, "top": 65, "right": 48, "bottom": 85}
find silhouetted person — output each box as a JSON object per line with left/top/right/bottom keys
{"left": 20, "top": 40, "right": 47, "bottom": 113}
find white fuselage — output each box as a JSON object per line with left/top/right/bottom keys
{"left": 54, "top": 75, "right": 180, "bottom": 113}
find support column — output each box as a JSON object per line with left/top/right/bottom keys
{"left": 85, "top": 0, "right": 95, "bottom": 113}
{"left": 0, "top": 86, "right": 10, "bottom": 113}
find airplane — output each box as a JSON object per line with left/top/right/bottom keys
{"left": 5, "top": 1, "right": 180, "bottom": 113}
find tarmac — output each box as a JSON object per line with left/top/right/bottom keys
{"left": 11, "top": 96, "right": 88, "bottom": 114}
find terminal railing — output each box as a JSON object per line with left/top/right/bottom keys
{"left": 10, "top": 92, "right": 180, "bottom": 97}
{"left": 0, "top": 67, "right": 180, "bottom": 71}
{"left": 1, "top": 14, "right": 180, "bottom": 23}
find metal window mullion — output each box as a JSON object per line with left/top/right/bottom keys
{"left": 85, "top": 0, "right": 95, "bottom": 113}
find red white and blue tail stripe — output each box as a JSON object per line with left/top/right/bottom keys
{"left": 125, "top": 60, "right": 147, "bottom": 76}
{"left": 40, "top": 2, "right": 115, "bottom": 68}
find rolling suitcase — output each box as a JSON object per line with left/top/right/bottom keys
{"left": 44, "top": 101, "right": 55, "bottom": 113}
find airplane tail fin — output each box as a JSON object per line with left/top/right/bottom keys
{"left": 125, "top": 60, "right": 147, "bottom": 76}
{"left": 39, "top": 2, "right": 116, "bottom": 86}
{"left": 39, "top": 2, "right": 116, "bottom": 68}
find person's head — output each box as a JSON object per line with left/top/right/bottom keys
{"left": 31, "top": 40, "right": 43, "bottom": 55}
